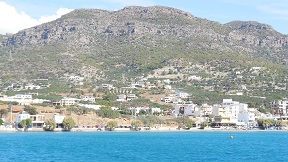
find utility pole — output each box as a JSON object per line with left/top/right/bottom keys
{"left": 9, "top": 103, "right": 13, "bottom": 127}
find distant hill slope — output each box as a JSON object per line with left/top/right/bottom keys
{"left": 0, "top": 6, "right": 287, "bottom": 82}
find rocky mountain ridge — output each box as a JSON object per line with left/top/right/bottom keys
{"left": 0, "top": 6, "right": 287, "bottom": 83}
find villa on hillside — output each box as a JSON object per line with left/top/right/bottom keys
{"left": 82, "top": 96, "right": 96, "bottom": 102}
{"left": 52, "top": 97, "right": 79, "bottom": 106}
{"left": 100, "top": 84, "right": 114, "bottom": 90}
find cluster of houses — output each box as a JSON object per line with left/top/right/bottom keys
{"left": 1, "top": 79, "right": 288, "bottom": 129}
{"left": 7, "top": 98, "right": 288, "bottom": 130}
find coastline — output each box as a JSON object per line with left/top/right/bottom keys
{"left": 1, "top": 126, "right": 287, "bottom": 133}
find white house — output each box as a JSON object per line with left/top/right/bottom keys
{"left": 176, "top": 91, "right": 190, "bottom": 99}
{"left": 162, "top": 96, "right": 173, "bottom": 103}
{"left": 164, "top": 85, "right": 172, "bottom": 90}
{"left": 101, "top": 84, "right": 114, "bottom": 90}
{"left": 82, "top": 96, "right": 96, "bottom": 102}
{"left": 78, "top": 104, "right": 101, "bottom": 110}
{"left": 30, "top": 115, "right": 45, "bottom": 128}
{"left": 14, "top": 94, "right": 32, "bottom": 100}
{"left": 117, "top": 94, "right": 127, "bottom": 102}
{"left": 60, "top": 97, "right": 79, "bottom": 106}
{"left": 222, "top": 99, "right": 240, "bottom": 123}
{"left": 54, "top": 115, "right": 65, "bottom": 128}
{"left": 194, "top": 104, "right": 213, "bottom": 117}
{"left": 238, "top": 111, "right": 256, "bottom": 127}
{"left": 0, "top": 94, "right": 33, "bottom": 105}
{"left": 151, "top": 108, "right": 162, "bottom": 114}
{"left": 174, "top": 104, "right": 197, "bottom": 116}
{"left": 15, "top": 111, "right": 45, "bottom": 129}
{"left": 171, "top": 98, "right": 183, "bottom": 104}
{"left": 127, "top": 94, "right": 138, "bottom": 101}
{"left": 16, "top": 111, "right": 30, "bottom": 128}
{"left": 271, "top": 100, "right": 288, "bottom": 115}
{"left": 25, "top": 85, "right": 41, "bottom": 90}
{"left": 188, "top": 75, "right": 201, "bottom": 81}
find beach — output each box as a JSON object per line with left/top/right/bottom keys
{"left": 1, "top": 126, "right": 287, "bottom": 133}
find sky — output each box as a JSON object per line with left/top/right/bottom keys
{"left": 0, "top": 0, "right": 288, "bottom": 35}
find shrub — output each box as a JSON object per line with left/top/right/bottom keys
{"left": 107, "top": 120, "right": 118, "bottom": 131}
{"left": 24, "top": 106, "right": 38, "bottom": 115}
{"left": 44, "top": 119, "right": 56, "bottom": 131}
{"left": 62, "top": 117, "right": 76, "bottom": 131}
{"left": 131, "top": 120, "right": 143, "bottom": 131}
{"left": 0, "top": 118, "right": 4, "bottom": 125}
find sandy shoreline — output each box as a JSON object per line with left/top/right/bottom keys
{"left": 1, "top": 127, "right": 287, "bottom": 133}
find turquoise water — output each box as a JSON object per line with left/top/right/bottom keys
{"left": 1, "top": 131, "right": 288, "bottom": 162}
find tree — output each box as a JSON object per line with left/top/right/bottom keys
{"left": 174, "top": 116, "right": 195, "bottom": 128}
{"left": 200, "top": 121, "right": 209, "bottom": 129}
{"left": 62, "top": 117, "right": 76, "bottom": 131}
{"left": 20, "top": 120, "right": 26, "bottom": 128}
{"left": 139, "top": 109, "right": 147, "bottom": 115}
{"left": 107, "top": 120, "right": 118, "bottom": 131}
{"left": 0, "top": 118, "right": 4, "bottom": 125}
{"left": 19, "top": 118, "right": 32, "bottom": 131}
{"left": 0, "top": 109, "right": 8, "bottom": 118}
{"left": 97, "top": 106, "right": 120, "bottom": 119}
{"left": 43, "top": 119, "right": 56, "bottom": 131}
{"left": 26, "top": 118, "right": 32, "bottom": 128}
{"left": 131, "top": 120, "right": 143, "bottom": 131}
{"left": 24, "top": 106, "right": 38, "bottom": 115}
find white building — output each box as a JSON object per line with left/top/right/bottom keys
{"left": 101, "top": 84, "right": 114, "bottom": 90}
{"left": 25, "top": 85, "right": 41, "bottom": 90}
{"left": 222, "top": 99, "right": 248, "bottom": 123}
{"left": 279, "top": 100, "right": 288, "bottom": 115}
{"left": 238, "top": 110, "right": 256, "bottom": 127}
{"left": 174, "top": 104, "right": 197, "bottom": 116}
{"left": 15, "top": 111, "right": 45, "bottom": 129}
{"left": 162, "top": 96, "right": 173, "bottom": 103}
{"left": 60, "top": 97, "right": 79, "bottom": 106}
{"left": 82, "top": 96, "right": 96, "bottom": 102}
{"left": 164, "top": 85, "right": 172, "bottom": 90}
{"left": 194, "top": 104, "right": 213, "bottom": 117}
{"left": 78, "top": 104, "right": 101, "bottom": 110}
{"left": 16, "top": 111, "right": 30, "bottom": 127}
{"left": 14, "top": 94, "right": 32, "bottom": 100}
{"left": 54, "top": 115, "right": 65, "bottom": 128}
{"left": 30, "top": 115, "right": 45, "bottom": 128}
{"left": 151, "top": 108, "right": 162, "bottom": 114}
{"left": 171, "top": 98, "right": 183, "bottom": 104}
{"left": 117, "top": 94, "right": 126, "bottom": 102}
{"left": 0, "top": 94, "right": 33, "bottom": 105}
{"left": 127, "top": 94, "right": 138, "bottom": 101}
{"left": 176, "top": 92, "right": 190, "bottom": 99}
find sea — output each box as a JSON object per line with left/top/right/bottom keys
{"left": 1, "top": 131, "right": 288, "bottom": 162}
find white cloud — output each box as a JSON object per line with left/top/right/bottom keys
{"left": 0, "top": 2, "right": 73, "bottom": 35}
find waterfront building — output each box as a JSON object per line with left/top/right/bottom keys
{"left": 15, "top": 111, "right": 45, "bottom": 128}
{"left": 174, "top": 104, "right": 197, "bottom": 116}
{"left": 270, "top": 100, "right": 288, "bottom": 115}
{"left": 54, "top": 115, "right": 65, "bottom": 128}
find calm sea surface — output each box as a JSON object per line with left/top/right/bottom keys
{"left": 1, "top": 131, "right": 288, "bottom": 162}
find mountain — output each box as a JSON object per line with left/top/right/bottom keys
{"left": 0, "top": 6, "right": 287, "bottom": 89}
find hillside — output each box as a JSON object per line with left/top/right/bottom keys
{"left": 0, "top": 6, "right": 287, "bottom": 103}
